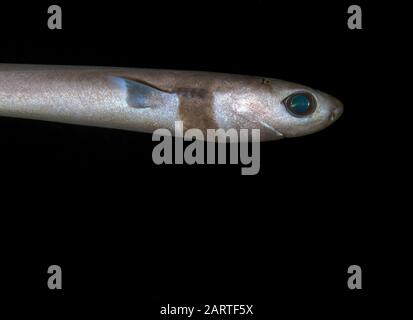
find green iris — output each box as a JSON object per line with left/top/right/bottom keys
{"left": 284, "top": 92, "right": 315, "bottom": 116}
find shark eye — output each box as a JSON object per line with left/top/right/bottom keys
{"left": 283, "top": 92, "right": 316, "bottom": 116}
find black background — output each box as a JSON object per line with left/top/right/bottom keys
{"left": 0, "top": 0, "right": 408, "bottom": 319}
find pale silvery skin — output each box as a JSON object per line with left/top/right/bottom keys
{"left": 0, "top": 64, "right": 343, "bottom": 142}
{"left": 212, "top": 79, "right": 343, "bottom": 141}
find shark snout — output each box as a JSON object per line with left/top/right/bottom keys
{"left": 329, "top": 98, "right": 343, "bottom": 122}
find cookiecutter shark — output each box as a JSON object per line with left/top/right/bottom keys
{"left": 0, "top": 64, "right": 343, "bottom": 141}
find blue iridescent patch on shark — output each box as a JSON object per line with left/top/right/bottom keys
{"left": 111, "top": 76, "right": 177, "bottom": 109}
